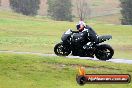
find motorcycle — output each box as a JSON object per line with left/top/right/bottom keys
{"left": 54, "top": 28, "right": 114, "bottom": 61}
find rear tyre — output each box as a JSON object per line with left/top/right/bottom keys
{"left": 95, "top": 44, "right": 114, "bottom": 60}
{"left": 54, "top": 42, "right": 71, "bottom": 56}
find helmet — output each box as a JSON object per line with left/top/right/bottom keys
{"left": 76, "top": 21, "right": 86, "bottom": 30}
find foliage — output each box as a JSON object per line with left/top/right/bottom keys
{"left": 47, "top": 0, "right": 73, "bottom": 21}
{"left": 10, "top": 0, "right": 40, "bottom": 16}
{"left": 120, "top": 0, "right": 132, "bottom": 25}
{"left": 75, "top": 0, "right": 91, "bottom": 21}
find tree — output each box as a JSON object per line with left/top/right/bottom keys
{"left": 120, "top": 0, "right": 132, "bottom": 25}
{"left": 47, "top": 0, "right": 73, "bottom": 21}
{"left": 10, "top": 0, "right": 40, "bottom": 16}
{"left": 75, "top": 0, "right": 91, "bottom": 21}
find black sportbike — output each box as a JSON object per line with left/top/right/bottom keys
{"left": 54, "top": 29, "right": 114, "bottom": 61}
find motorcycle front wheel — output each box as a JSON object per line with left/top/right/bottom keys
{"left": 54, "top": 42, "right": 71, "bottom": 56}
{"left": 95, "top": 44, "right": 114, "bottom": 61}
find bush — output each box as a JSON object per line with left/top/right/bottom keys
{"left": 47, "top": 0, "right": 73, "bottom": 21}
{"left": 120, "top": 0, "right": 132, "bottom": 25}
{"left": 10, "top": 0, "right": 40, "bottom": 16}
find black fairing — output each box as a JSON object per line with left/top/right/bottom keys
{"left": 72, "top": 31, "right": 88, "bottom": 45}
{"left": 61, "top": 33, "right": 71, "bottom": 43}
{"left": 98, "top": 35, "right": 112, "bottom": 43}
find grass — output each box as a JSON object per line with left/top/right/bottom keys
{"left": 0, "top": 53, "right": 132, "bottom": 88}
{"left": 0, "top": 3, "right": 131, "bottom": 88}
{"left": 0, "top": 11, "right": 132, "bottom": 59}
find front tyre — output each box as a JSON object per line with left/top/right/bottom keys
{"left": 54, "top": 42, "right": 71, "bottom": 56}
{"left": 95, "top": 44, "right": 114, "bottom": 61}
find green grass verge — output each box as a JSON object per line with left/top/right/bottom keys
{"left": 0, "top": 53, "right": 131, "bottom": 88}
{"left": 0, "top": 11, "right": 132, "bottom": 59}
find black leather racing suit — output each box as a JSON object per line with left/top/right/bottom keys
{"left": 85, "top": 25, "right": 98, "bottom": 44}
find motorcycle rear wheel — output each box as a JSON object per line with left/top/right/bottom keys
{"left": 95, "top": 44, "right": 114, "bottom": 60}
{"left": 54, "top": 42, "right": 71, "bottom": 56}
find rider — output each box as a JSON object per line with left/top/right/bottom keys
{"left": 76, "top": 21, "right": 98, "bottom": 49}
